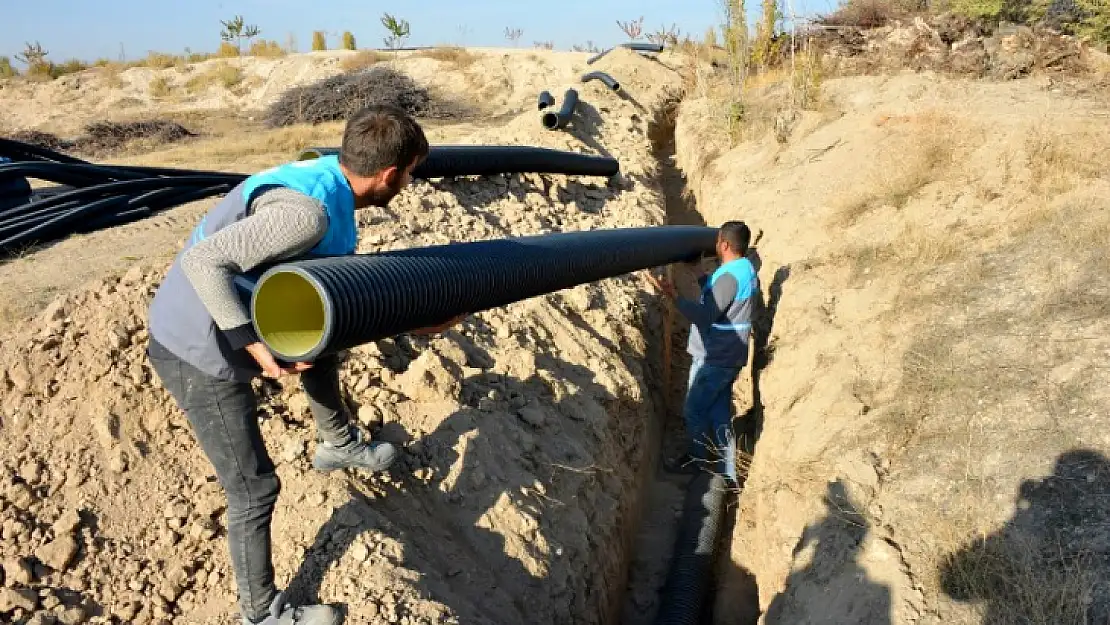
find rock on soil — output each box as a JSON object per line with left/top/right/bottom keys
{"left": 0, "top": 48, "right": 682, "bottom": 624}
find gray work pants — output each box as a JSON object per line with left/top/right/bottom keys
{"left": 147, "top": 338, "right": 353, "bottom": 622}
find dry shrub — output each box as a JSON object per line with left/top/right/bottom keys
{"left": 249, "top": 40, "right": 287, "bottom": 57}
{"left": 74, "top": 120, "right": 195, "bottom": 154}
{"left": 185, "top": 62, "right": 244, "bottom": 93}
{"left": 7, "top": 130, "right": 72, "bottom": 152}
{"left": 817, "top": 0, "right": 923, "bottom": 28}
{"left": 216, "top": 42, "right": 240, "bottom": 58}
{"left": 835, "top": 111, "right": 960, "bottom": 225}
{"left": 149, "top": 75, "right": 171, "bottom": 98}
{"left": 340, "top": 50, "right": 386, "bottom": 71}
{"left": 263, "top": 66, "right": 469, "bottom": 128}
{"left": 144, "top": 52, "right": 182, "bottom": 69}
{"left": 418, "top": 46, "right": 480, "bottom": 68}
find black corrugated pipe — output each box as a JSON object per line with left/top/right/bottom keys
{"left": 246, "top": 226, "right": 717, "bottom": 361}
{"left": 537, "top": 90, "right": 556, "bottom": 110}
{"left": 541, "top": 88, "right": 579, "bottom": 131}
{"left": 653, "top": 472, "right": 731, "bottom": 625}
{"left": 586, "top": 41, "right": 666, "bottom": 65}
{"left": 581, "top": 71, "right": 621, "bottom": 92}
{"left": 297, "top": 145, "right": 618, "bottom": 178}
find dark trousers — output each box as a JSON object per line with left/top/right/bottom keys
{"left": 147, "top": 339, "right": 352, "bottom": 622}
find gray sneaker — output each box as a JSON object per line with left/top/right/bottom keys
{"left": 313, "top": 428, "right": 397, "bottom": 473}
{"left": 244, "top": 592, "right": 340, "bottom": 625}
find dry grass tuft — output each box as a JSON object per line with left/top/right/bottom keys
{"left": 1025, "top": 122, "right": 1109, "bottom": 195}
{"left": 340, "top": 50, "right": 386, "bottom": 71}
{"left": 148, "top": 75, "right": 171, "bottom": 98}
{"left": 418, "top": 46, "right": 481, "bottom": 69}
{"left": 835, "top": 111, "right": 961, "bottom": 225}
{"left": 185, "top": 62, "right": 244, "bottom": 93}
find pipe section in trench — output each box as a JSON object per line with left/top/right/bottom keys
{"left": 541, "top": 88, "right": 579, "bottom": 131}
{"left": 297, "top": 145, "right": 618, "bottom": 178}
{"left": 581, "top": 71, "right": 621, "bottom": 92}
{"left": 654, "top": 472, "right": 732, "bottom": 625}
{"left": 246, "top": 226, "right": 718, "bottom": 361}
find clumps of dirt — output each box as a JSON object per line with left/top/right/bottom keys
{"left": 264, "top": 66, "right": 470, "bottom": 128}
{"left": 0, "top": 49, "right": 684, "bottom": 625}
{"left": 812, "top": 14, "right": 1093, "bottom": 79}
{"left": 5, "top": 120, "right": 196, "bottom": 157}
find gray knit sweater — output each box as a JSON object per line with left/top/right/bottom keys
{"left": 178, "top": 187, "right": 329, "bottom": 348}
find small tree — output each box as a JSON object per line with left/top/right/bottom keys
{"left": 220, "top": 15, "right": 261, "bottom": 55}
{"left": 647, "top": 23, "right": 681, "bottom": 46}
{"left": 15, "top": 41, "right": 51, "bottom": 77}
{"left": 617, "top": 16, "right": 645, "bottom": 40}
{"left": 534, "top": 41, "right": 555, "bottom": 50}
{"left": 0, "top": 56, "right": 18, "bottom": 78}
{"left": 504, "top": 27, "right": 523, "bottom": 46}
{"left": 342, "top": 31, "right": 357, "bottom": 50}
{"left": 381, "top": 13, "right": 411, "bottom": 52}
{"left": 312, "top": 31, "right": 327, "bottom": 51}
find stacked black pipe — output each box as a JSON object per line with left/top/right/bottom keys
{"left": 1, "top": 138, "right": 620, "bottom": 256}
{"left": 251, "top": 225, "right": 718, "bottom": 361}
{"left": 654, "top": 472, "right": 731, "bottom": 625}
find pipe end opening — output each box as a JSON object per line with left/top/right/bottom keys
{"left": 253, "top": 270, "right": 328, "bottom": 360}
{"left": 542, "top": 112, "right": 560, "bottom": 130}
{"left": 296, "top": 149, "right": 324, "bottom": 161}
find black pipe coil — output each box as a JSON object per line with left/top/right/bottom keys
{"left": 299, "top": 145, "right": 619, "bottom": 178}
{"left": 537, "top": 90, "right": 555, "bottom": 110}
{"left": 250, "top": 225, "right": 718, "bottom": 361}
{"left": 654, "top": 472, "right": 730, "bottom": 625}
{"left": 586, "top": 41, "right": 666, "bottom": 65}
{"left": 541, "top": 88, "right": 579, "bottom": 131}
{"left": 581, "top": 71, "right": 621, "bottom": 92}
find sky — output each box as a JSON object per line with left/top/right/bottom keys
{"left": 1, "top": 0, "right": 840, "bottom": 65}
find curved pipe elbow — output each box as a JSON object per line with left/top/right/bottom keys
{"left": 541, "top": 88, "right": 579, "bottom": 131}
{"left": 581, "top": 71, "right": 621, "bottom": 92}
{"left": 537, "top": 91, "right": 555, "bottom": 110}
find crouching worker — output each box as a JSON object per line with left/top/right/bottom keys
{"left": 645, "top": 221, "right": 758, "bottom": 484}
{"left": 145, "top": 105, "right": 462, "bottom": 625}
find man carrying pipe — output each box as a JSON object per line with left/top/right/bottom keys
{"left": 144, "top": 104, "right": 463, "bottom": 625}
{"left": 644, "top": 221, "right": 758, "bottom": 485}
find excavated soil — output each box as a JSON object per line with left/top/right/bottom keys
{"left": 676, "top": 58, "right": 1110, "bottom": 624}
{"left": 0, "top": 48, "right": 694, "bottom": 624}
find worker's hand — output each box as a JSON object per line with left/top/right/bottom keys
{"left": 245, "top": 342, "right": 313, "bottom": 378}
{"left": 643, "top": 271, "right": 677, "bottom": 299}
{"left": 410, "top": 314, "right": 467, "bottom": 336}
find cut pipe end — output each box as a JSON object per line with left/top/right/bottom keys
{"left": 541, "top": 112, "right": 560, "bottom": 130}
{"left": 252, "top": 269, "right": 330, "bottom": 361}
{"left": 297, "top": 148, "right": 326, "bottom": 161}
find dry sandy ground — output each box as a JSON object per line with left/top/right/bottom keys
{"left": 677, "top": 67, "right": 1110, "bottom": 624}
{"left": 0, "top": 47, "right": 698, "bottom": 625}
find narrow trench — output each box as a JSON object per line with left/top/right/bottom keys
{"left": 614, "top": 99, "right": 764, "bottom": 625}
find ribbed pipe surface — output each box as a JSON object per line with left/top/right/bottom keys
{"left": 250, "top": 226, "right": 717, "bottom": 361}
{"left": 581, "top": 71, "right": 621, "bottom": 92}
{"left": 541, "top": 88, "right": 579, "bottom": 131}
{"left": 654, "top": 472, "right": 730, "bottom": 625}
{"left": 298, "top": 145, "right": 619, "bottom": 178}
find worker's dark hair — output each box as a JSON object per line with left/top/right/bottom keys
{"left": 339, "top": 104, "right": 429, "bottom": 177}
{"left": 719, "top": 220, "right": 751, "bottom": 255}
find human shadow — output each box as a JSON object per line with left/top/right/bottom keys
{"left": 762, "top": 479, "right": 892, "bottom": 625}
{"left": 284, "top": 335, "right": 629, "bottom": 624}
{"left": 940, "top": 449, "right": 1110, "bottom": 624}
{"left": 738, "top": 261, "right": 789, "bottom": 454}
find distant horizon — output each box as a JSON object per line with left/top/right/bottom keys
{"left": 2, "top": 0, "right": 839, "bottom": 67}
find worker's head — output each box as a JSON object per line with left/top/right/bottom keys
{"left": 339, "top": 104, "right": 429, "bottom": 208}
{"left": 716, "top": 220, "right": 751, "bottom": 261}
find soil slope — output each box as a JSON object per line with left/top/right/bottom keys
{"left": 0, "top": 47, "right": 688, "bottom": 625}
{"left": 677, "top": 66, "right": 1110, "bottom": 624}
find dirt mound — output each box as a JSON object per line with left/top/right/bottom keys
{"left": 676, "top": 69, "right": 1110, "bottom": 624}
{"left": 263, "top": 66, "right": 468, "bottom": 128}
{"left": 815, "top": 14, "right": 1095, "bottom": 78}
{"left": 0, "top": 48, "right": 684, "bottom": 625}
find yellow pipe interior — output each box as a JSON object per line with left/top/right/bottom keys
{"left": 296, "top": 148, "right": 325, "bottom": 161}
{"left": 253, "top": 271, "right": 327, "bottom": 359}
